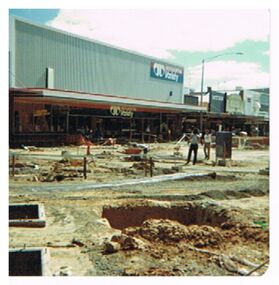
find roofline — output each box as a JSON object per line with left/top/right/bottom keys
{"left": 10, "top": 87, "right": 206, "bottom": 112}
{"left": 10, "top": 15, "right": 184, "bottom": 70}
{"left": 208, "top": 88, "right": 269, "bottom": 93}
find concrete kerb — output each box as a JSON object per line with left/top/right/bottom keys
{"left": 9, "top": 203, "right": 46, "bottom": 227}
{"left": 9, "top": 247, "right": 51, "bottom": 276}
{"left": 10, "top": 172, "right": 214, "bottom": 192}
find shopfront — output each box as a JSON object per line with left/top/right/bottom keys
{"left": 10, "top": 88, "right": 206, "bottom": 146}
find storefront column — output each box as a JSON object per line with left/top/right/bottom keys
{"left": 129, "top": 118, "right": 132, "bottom": 142}
{"left": 32, "top": 106, "right": 35, "bottom": 134}
{"left": 50, "top": 105, "right": 53, "bottom": 132}
{"left": 141, "top": 118, "right": 144, "bottom": 143}
{"left": 159, "top": 113, "right": 162, "bottom": 138}
{"left": 66, "top": 107, "right": 69, "bottom": 134}
{"left": 9, "top": 94, "right": 14, "bottom": 140}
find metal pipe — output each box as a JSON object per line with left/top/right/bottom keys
{"left": 12, "top": 154, "right": 15, "bottom": 177}
{"left": 16, "top": 172, "right": 215, "bottom": 192}
{"left": 145, "top": 158, "right": 148, "bottom": 177}
{"left": 149, "top": 157, "right": 153, "bottom": 177}
{"left": 83, "top": 157, "right": 87, "bottom": 179}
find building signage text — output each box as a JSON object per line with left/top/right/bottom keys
{"left": 110, "top": 106, "right": 135, "bottom": 117}
{"left": 150, "top": 62, "right": 184, "bottom": 83}
{"left": 33, "top": 109, "right": 50, "bottom": 117}
{"left": 212, "top": 95, "right": 224, "bottom": 101}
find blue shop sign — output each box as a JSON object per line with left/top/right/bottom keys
{"left": 150, "top": 62, "right": 184, "bottom": 83}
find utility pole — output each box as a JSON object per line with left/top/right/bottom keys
{"left": 199, "top": 52, "right": 244, "bottom": 132}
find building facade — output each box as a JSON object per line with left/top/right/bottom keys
{"left": 10, "top": 17, "right": 185, "bottom": 103}
{"left": 226, "top": 93, "right": 244, "bottom": 115}
{"left": 186, "top": 88, "right": 269, "bottom": 136}
{"left": 9, "top": 17, "right": 205, "bottom": 146}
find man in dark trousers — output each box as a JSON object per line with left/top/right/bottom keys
{"left": 185, "top": 128, "right": 200, "bottom": 165}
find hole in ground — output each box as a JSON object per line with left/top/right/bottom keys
{"left": 9, "top": 204, "right": 40, "bottom": 220}
{"left": 102, "top": 201, "right": 230, "bottom": 230}
{"left": 9, "top": 249, "right": 43, "bottom": 276}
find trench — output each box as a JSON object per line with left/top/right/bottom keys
{"left": 102, "top": 202, "right": 230, "bottom": 230}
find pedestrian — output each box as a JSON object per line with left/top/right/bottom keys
{"left": 185, "top": 128, "right": 200, "bottom": 165}
{"left": 202, "top": 129, "right": 212, "bottom": 160}
{"left": 95, "top": 123, "right": 103, "bottom": 141}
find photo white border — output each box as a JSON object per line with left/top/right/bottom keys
{"left": 2, "top": 1, "right": 278, "bottom": 285}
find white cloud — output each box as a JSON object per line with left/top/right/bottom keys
{"left": 186, "top": 60, "right": 269, "bottom": 90}
{"left": 47, "top": 9, "right": 269, "bottom": 58}
{"left": 47, "top": 10, "right": 269, "bottom": 90}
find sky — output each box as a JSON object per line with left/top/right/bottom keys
{"left": 9, "top": 9, "right": 270, "bottom": 92}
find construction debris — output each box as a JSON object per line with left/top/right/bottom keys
{"left": 103, "top": 241, "right": 121, "bottom": 254}
{"left": 108, "top": 234, "right": 146, "bottom": 251}
{"left": 9, "top": 143, "right": 269, "bottom": 276}
{"left": 259, "top": 168, "right": 269, "bottom": 175}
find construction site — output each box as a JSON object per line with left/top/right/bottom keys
{"left": 8, "top": 15, "right": 270, "bottom": 277}
{"left": 9, "top": 137, "right": 269, "bottom": 276}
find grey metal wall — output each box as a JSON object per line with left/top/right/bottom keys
{"left": 209, "top": 91, "right": 226, "bottom": 113}
{"left": 11, "top": 17, "right": 183, "bottom": 103}
{"left": 184, "top": 95, "right": 198, "bottom": 106}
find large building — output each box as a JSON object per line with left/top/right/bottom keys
{"left": 9, "top": 16, "right": 205, "bottom": 146}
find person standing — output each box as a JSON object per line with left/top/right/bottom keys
{"left": 203, "top": 129, "right": 212, "bottom": 160}
{"left": 95, "top": 122, "right": 103, "bottom": 141}
{"left": 185, "top": 128, "right": 200, "bottom": 165}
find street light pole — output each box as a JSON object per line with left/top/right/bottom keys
{"left": 199, "top": 59, "right": 205, "bottom": 132}
{"left": 199, "top": 58, "right": 207, "bottom": 132}
{"left": 200, "top": 59, "right": 205, "bottom": 106}
{"left": 199, "top": 52, "right": 244, "bottom": 132}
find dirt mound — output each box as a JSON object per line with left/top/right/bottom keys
{"left": 202, "top": 190, "right": 228, "bottom": 200}
{"left": 123, "top": 219, "right": 224, "bottom": 248}
{"left": 200, "top": 188, "right": 267, "bottom": 200}
{"left": 239, "top": 188, "right": 267, "bottom": 197}
{"left": 142, "top": 267, "right": 181, "bottom": 276}
{"left": 240, "top": 227, "right": 269, "bottom": 243}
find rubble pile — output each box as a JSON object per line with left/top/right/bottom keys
{"left": 123, "top": 219, "right": 224, "bottom": 247}
{"left": 103, "top": 233, "right": 145, "bottom": 254}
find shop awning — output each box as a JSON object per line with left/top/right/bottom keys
{"left": 10, "top": 88, "right": 207, "bottom": 114}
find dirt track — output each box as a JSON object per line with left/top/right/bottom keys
{"left": 9, "top": 143, "right": 269, "bottom": 276}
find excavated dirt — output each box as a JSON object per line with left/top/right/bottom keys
{"left": 9, "top": 144, "right": 269, "bottom": 276}
{"left": 103, "top": 200, "right": 268, "bottom": 251}
{"left": 123, "top": 218, "right": 268, "bottom": 248}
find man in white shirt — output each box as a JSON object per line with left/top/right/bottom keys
{"left": 202, "top": 129, "right": 212, "bottom": 160}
